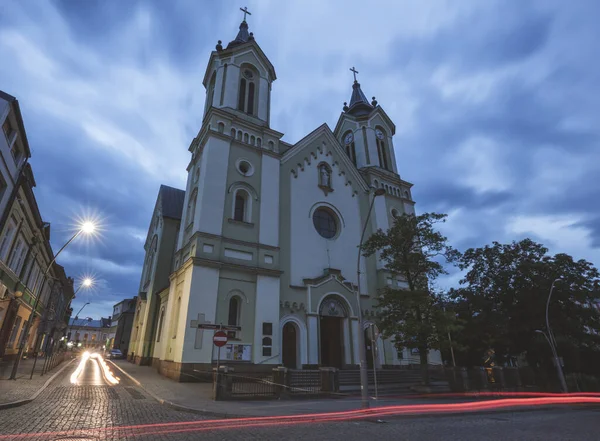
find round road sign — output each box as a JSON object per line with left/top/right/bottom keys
{"left": 213, "top": 330, "right": 228, "bottom": 347}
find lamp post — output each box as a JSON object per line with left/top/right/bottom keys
{"left": 356, "top": 187, "right": 386, "bottom": 409}
{"left": 9, "top": 222, "right": 96, "bottom": 380}
{"left": 544, "top": 278, "right": 568, "bottom": 392}
{"left": 68, "top": 285, "right": 92, "bottom": 343}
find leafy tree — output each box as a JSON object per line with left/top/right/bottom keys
{"left": 451, "top": 238, "right": 600, "bottom": 371}
{"left": 362, "top": 212, "right": 460, "bottom": 384}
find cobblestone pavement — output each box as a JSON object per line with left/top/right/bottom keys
{"left": 0, "top": 355, "right": 73, "bottom": 405}
{"left": 0, "top": 355, "right": 598, "bottom": 440}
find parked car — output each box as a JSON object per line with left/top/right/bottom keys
{"left": 107, "top": 349, "right": 123, "bottom": 359}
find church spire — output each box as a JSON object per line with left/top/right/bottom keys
{"left": 344, "top": 67, "right": 374, "bottom": 116}
{"left": 227, "top": 6, "right": 254, "bottom": 49}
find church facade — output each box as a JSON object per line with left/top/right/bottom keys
{"left": 128, "top": 17, "right": 441, "bottom": 381}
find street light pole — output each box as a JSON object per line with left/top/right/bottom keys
{"left": 9, "top": 223, "right": 95, "bottom": 380}
{"left": 544, "top": 279, "right": 568, "bottom": 392}
{"left": 68, "top": 301, "right": 91, "bottom": 342}
{"left": 356, "top": 187, "right": 386, "bottom": 409}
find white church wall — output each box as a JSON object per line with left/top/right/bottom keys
{"left": 193, "top": 137, "right": 230, "bottom": 236}
{"left": 289, "top": 154, "right": 364, "bottom": 289}
{"left": 253, "top": 275, "right": 280, "bottom": 363}
{"left": 259, "top": 154, "right": 279, "bottom": 247}
{"left": 181, "top": 265, "right": 221, "bottom": 363}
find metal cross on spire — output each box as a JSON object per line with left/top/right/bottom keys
{"left": 350, "top": 66, "right": 359, "bottom": 82}
{"left": 240, "top": 6, "right": 252, "bottom": 21}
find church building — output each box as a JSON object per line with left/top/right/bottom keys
{"left": 128, "top": 14, "right": 441, "bottom": 381}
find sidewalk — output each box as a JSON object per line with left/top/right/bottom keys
{"left": 110, "top": 360, "right": 550, "bottom": 418}
{"left": 0, "top": 353, "right": 73, "bottom": 407}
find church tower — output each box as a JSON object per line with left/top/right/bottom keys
{"left": 333, "top": 68, "right": 416, "bottom": 273}
{"left": 160, "top": 10, "right": 285, "bottom": 375}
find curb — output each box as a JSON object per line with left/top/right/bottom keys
{"left": 0, "top": 358, "right": 75, "bottom": 410}
{"left": 105, "top": 361, "right": 592, "bottom": 421}
{"left": 107, "top": 360, "right": 243, "bottom": 419}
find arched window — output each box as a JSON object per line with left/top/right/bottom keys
{"left": 375, "top": 127, "right": 390, "bottom": 171}
{"left": 228, "top": 296, "right": 241, "bottom": 339}
{"left": 230, "top": 128, "right": 236, "bottom": 138}
{"left": 343, "top": 131, "right": 356, "bottom": 166}
{"left": 268, "top": 140, "right": 274, "bottom": 151}
{"left": 228, "top": 297, "right": 240, "bottom": 326}
{"left": 238, "top": 66, "right": 257, "bottom": 115}
{"left": 217, "top": 122, "right": 224, "bottom": 133}
{"left": 144, "top": 237, "right": 157, "bottom": 286}
{"left": 186, "top": 190, "right": 197, "bottom": 226}
{"left": 233, "top": 190, "right": 248, "bottom": 222}
{"left": 156, "top": 307, "right": 165, "bottom": 342}
{"left": 206, "top": 72, "right": 216, "bottom": 113}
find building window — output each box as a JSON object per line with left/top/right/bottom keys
{"left": 233, "top": 190, "right": 249, "bottom": 222}
{"left": 2, "top": 116, "right": 14, "bottom": 140}
{"left": 312, "top": 207, "right": 339, "bottom": 239}
{"left": 237, "top": 67, "right": 257, "bottom": 115}
{"left": 8, "top": 316, "right": 22, "bottom": 348}
{"left": 343, "top": 131, "right": 356, "bottom": 166}
{"left": 186, "top": 190, "right": 197, "bottom": 226}
{"left": 8, "top": 235, "right": 27, "bottom": 275}
{"left": 228, "top": 296, "right": 241, "bottom": 339}
{"left": 156, "top": 307, "right": 165, "bottom": 342}
{"left": 262, "top": 322, "right": 272, "bottom": 336}
{"left": 17, "top": 320, "right": 28, "bottom": 347}
{"left": 0, "top": 174, "right": 7, "bottom": 205}
{"left": 0, "top": 218, "right": 17, "bottom": 262}
{"left": 262, "top": 336, "right": 272, "bottom": 357}
{"left": 206, "top": 72, "right": 216, "bottom": 113}
{"left": 375, "top": 128, "right": 389, "bottom": 171}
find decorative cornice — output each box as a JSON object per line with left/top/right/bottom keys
{"left": 191, "top": 256, "right": 283, "bottom": 276}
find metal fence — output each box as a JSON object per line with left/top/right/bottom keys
{"left": 289, "top": 369, "right": 321, "bottom": 394}
{"left": 227, "top": 371, "right": 278, "bottom": 398}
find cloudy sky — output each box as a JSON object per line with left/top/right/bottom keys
{"left": 1, "top": 0, "right": 599, "bottom": 318}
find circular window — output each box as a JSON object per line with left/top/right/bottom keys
{"left": 243, "top": 69, "right": 254, "bottom": 79}
{"left": 236, "top": 158, "right": 254, "bottom": 177}
{"left": 312, "top": 207, "right": 339, "bottom": 239}
{"left": 391, "top": 209, "right": 399, "bottom": 219}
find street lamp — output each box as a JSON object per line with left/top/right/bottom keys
{"left": 544, "top": 278, "right": 568, "bottom": 392}
{"left": 356, "top": 187, "right": 386, "bottom": 409}
{"left": 9, "top": 221, "right": 97, "bottom": 380}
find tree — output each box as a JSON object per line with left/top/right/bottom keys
{"left": 362, "top": 212, "right": 460, "bottom": 384}
{"left": 451, "top": 238, "right": 600, "bottom": 371}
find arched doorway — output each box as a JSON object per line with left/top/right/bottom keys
{"left": 319, "top": 296, "right": 348, "bottom": 368}
{"left": 282, "top": 322, "right": 298, "bottom": 369}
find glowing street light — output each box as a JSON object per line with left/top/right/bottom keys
{"left": 10, "top": 221, "right": 98, "bottom": 380}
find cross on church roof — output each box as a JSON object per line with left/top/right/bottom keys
{"left": 350, "top": 66, "right": 359, "bottom": 82}
{"left": 240, "top": 6, "right": 251, "bottom": 21}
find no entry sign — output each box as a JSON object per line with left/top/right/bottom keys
{"left": 213, "top": 330, "right": 228, "bottom": 347}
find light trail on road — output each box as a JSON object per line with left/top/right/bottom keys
{"left": 3, "top": 393, "right": 600, "bottom": 440}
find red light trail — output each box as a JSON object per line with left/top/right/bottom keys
{"left": 1, "top": 393, "right": 600, "bottom": 440}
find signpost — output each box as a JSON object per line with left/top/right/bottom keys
{"left": 195, "top": 323, "right": 243, "bottom": 367}
{"left": 213, "top": 330, "right": 227, "bottom": 369}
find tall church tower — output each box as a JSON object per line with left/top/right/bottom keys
{"left": 333, "top": 68, "right": 416, "bottom": 274}
{"left": 160, "top": 11, "right": 285, "bottom": 373}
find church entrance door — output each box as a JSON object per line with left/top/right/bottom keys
{"left": 320, "top": 317, "right": 343, "bottom": 368}
{"left": 282, "top": 322, "right": 298, "bottom": 369}
{"left": 318, "top": 296, "right": 348, "bottom": 369}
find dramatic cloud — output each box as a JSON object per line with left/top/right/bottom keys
{"left": 1, "top": 0, "right": 599, "bottom": 317}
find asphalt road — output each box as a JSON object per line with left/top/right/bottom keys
{"left": 0, "top": 354, "right": 598, "bottom": 440}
